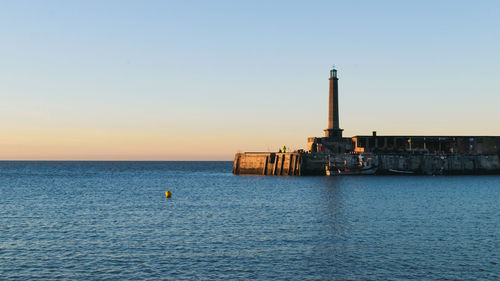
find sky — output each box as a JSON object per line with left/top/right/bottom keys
{"left": 1, "top": 0, "right": 499, "bottom": 160}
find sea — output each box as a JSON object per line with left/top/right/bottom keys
{"left": 0, "top": 161, "right": 498, "bottom": 280}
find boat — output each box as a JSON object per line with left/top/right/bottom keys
{"left": 388, "top": 169, "right": 415, "bottom": 174}
{"left": 326, "top": 154, "right": 378, "bottom": 176}
{"left": 326, "top": 166, "right": 377, "bottom": 176}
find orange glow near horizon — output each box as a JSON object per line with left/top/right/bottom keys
{"left": 0, "top": 127, "right": 307, "bottom": 161}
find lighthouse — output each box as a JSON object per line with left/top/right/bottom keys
{"left": 324, "top": 67, "right": 343, "bottom": 140}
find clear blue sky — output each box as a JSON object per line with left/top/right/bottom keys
{"left": 1, "top": 0, "right": 499, "bottom": 160}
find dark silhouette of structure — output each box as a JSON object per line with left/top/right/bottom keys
{"left": 324, "top": 67, "right": 343, "bottom": 140}
{"left": 233, "top": 67, "right": 500, "bottom": 176}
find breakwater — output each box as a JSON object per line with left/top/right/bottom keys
{"left": 233, "top": 152, "right": 500, "bottom": 176}
{"left": 233, "top": 153, "right": 302, "bottom": 176}
{"left": 233, "top": 68, "right": 500, "bottom": 176}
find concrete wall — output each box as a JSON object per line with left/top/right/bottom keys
{"left": 376, "top": 153, "right": 500, "bottom": 175}
{"left": 233, "top": 152, "right": 303, "bottom": 176}
{"left": 353, "top": 135, "right": 500, "bottom": 154}
{"left": 234, "top": 152, "right": 500, "bottom": 176}
{"left": 301, "top": 153, "right": 328, "bottom": 175}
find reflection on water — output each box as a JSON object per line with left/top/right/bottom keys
{"left": 0, "top": 162, "right": 498, "bottom": 280}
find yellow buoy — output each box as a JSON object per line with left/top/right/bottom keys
{"left": 165, "top": 190, "right": 172, "bottom": 198}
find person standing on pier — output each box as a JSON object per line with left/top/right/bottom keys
{"left": 283, "top": 146, "right": 287, "bottom": 153}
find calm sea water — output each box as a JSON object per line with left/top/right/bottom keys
{"left": 0, "top": 161, "right": 498, "bottom": 280}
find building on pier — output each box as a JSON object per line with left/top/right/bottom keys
{"left": 307, "top": 67, "right": 500, "bottom": 156}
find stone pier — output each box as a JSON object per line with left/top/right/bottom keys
{"left": 233, "top": 152, "right": 500, "bottom": 176}
{"left": 233, "top": 152, "right": 303, "bottom": 176}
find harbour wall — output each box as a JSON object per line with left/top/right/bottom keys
{"left": 233, "top": 152, "right": 500, "bottom": 176}
{"left": 376, "top": 153, "right": 500, "bottom": 175}
{"left": 233, "top": 152, "right": 302, "bottom": 176}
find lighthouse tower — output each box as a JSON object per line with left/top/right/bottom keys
{"left": 324, "top": 67, "right": 343, "bottom": 140}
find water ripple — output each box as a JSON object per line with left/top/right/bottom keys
{"left": 0, "top": 162, "right": 499, "bottom": 280}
